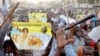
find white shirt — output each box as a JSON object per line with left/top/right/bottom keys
{"left": 59, "top": 15, "right": 76, "bottom": 24}
{"left": 51, "top": 18, "right": 59, "bottom": 23}
{"left": 40, "top": 18, "right": 47, "bottom": 23}
{"left": 48, "top": 38, "right": 57, "bottom": 56}
{"left": 88, "top": 26, "right": 100, "bottom": 42}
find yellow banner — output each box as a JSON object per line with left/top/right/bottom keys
{"left": 12, "top": 22, "right": 51, "bottom": 35}
{"left": 11, "top": 22, "right": 52, "bottom": 50}
{"left": 28, "top": 13, "right": 47, "bottom": 23}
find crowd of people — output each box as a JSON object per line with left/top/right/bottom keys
{"left": 48, "top": 10, "right": 100, "bottom": 56}
{"left": 0, "top": 4, "right": 100, "bottom": 56}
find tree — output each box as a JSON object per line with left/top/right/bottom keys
{"left": 88, "top": 0, "right": 99, "bottom": 4}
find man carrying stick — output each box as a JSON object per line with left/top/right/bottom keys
{"left": 0, "top": 2, "right": 19, "bottom": 56}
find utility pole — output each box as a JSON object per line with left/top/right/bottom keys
{"left": 95, "top": 0, "right": 97, "bottom": 5}
{"left": 62, "top": 0, "right": 70, "bottom": 24}
{"left": 99, "top": 0, "right": 100, "bottom": 5}
{"left": 2, "top": 0, "right": 5, "bottom": 6}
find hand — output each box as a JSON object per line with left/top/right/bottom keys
{"left": 56, "top": 28, "right": 74, "bottom": 49}
{"left": 68, "top": 23, "right": 75, "bottom": 30}
{"left": 66, "top": 23, "right": 75, "bottom": 39}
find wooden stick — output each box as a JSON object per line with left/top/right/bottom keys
{"left": 0, "top": 2, "right": 19, "bottom": 29}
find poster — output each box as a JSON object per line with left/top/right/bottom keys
{"left": 76, "top": 14, "right": 85, "bottom": 21}
{"left": 11, "top": 22, "right": 52, "bottom": 50}
{"left": 28, "top": 13, "right": 47, "bottom": 23}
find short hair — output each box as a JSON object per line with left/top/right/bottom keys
{"left": 22, "top": 28, "right": 28, "bottom": 32}
{"left": 41, "top": 26, "right": 47, "bottom": 33}
{"left": 83, "top": 46, "right": 94, "bottom": 54}
{"left": 3, "top": 40, "right": 16, "bottom": 51}
{"left": 74, "top": 29, "right": 83, "bottom": 36}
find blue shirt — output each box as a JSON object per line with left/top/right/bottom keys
{"left": 64, "top": 44, "right": 77, "bottom": 56}
{"left": 73, "top": 37, "right": 85, "bottom": 53}
{"left": 92, "top": 17, "right": 97, "bottom": 27}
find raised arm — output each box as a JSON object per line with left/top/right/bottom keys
{"left": 0, "top": 19, "right": 12, "bottom": 35}
{"left": 0, "top": 16, "right": 13, "bottom": 47}
{"left": 54, "top": 29, "right": 74, "bottom": 56}
{"left": 0, "top": 2, "right": 19, "bottom": 48}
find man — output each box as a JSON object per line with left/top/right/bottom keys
{"left": 40, "top": 15, "right": 47, "bottom": 23}
{"left": 0, "top": 15, "right": 13, "bottom": 56}
{"left": 3, "top": 40, "right": 18, "bottom": 56}
{"left": 83, "top": 46, "right": 94, "bottom": 56}
{"left": 88, "top": 10, "right": 100, "bottom": 42}
{"left": 49, "top": 22, "right": 76, "bottom": 56}
{"left": 64, "top": 29, "right": 77, "bottom": 56}
{"left": 48, "top": 33, "right": 58, "bottom": 56}
{"left": 77, "top": 46, "right": 94, "bottom": 56}
{"left": 38, "top": 26, "right": 51, "bottom": 50}
{"left": 73, "top": 29, "right": 85, "bottom": 52}
{"left": 48, "top": 19, "right": 66, "bottom": 56}
{"left": 54, "top": 28, "right": 75, "bottom": 56}
{"left": 18, "top": 28, "right": 31, "bottom": 49}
